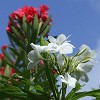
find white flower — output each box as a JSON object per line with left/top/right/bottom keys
{"left": 58, "top": 73, "right": 77, "bottom": 88}
{"left": 27, "top": 43, "right": 47, "bottom": 70}
{"left": 72, "top": 62, "right": 93, "bottom": 82}
{"left": 78, "top": 44, "right": 97, "bottom": 61}
{"left": 48, "top": 34, "right": 74, "bottom": 54}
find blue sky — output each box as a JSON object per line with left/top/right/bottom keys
{"left": 0, "top": 0, "right": 100, "bottom": 99}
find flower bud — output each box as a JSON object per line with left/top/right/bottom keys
{"left": 1, "top": 44, "right": 8, "bottom": 50}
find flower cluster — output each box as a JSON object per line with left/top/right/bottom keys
{"left": 28, "top": 34, "right": 76, "bottom": 88}
{"left": 28, "top": 34, "right": 96, "bottom": 88}
{"left": 28, "top": 34, "right": 74, "bottom": 69}
{"left": 6, "top": 4, "right": 51, "bottom": 33}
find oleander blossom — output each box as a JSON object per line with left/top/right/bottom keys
{"left": 58, "top": 73, "right": 77, "bottom": 88}
{"left": 6, "top": 4, "right": 52, "bottom": 32}
{"left": 27, "top": 43, "right": 48, "bottom": 70}
{"left": 71, "top": 44, "right": 97, "bottom": 82}
{"left": 48, "top": 34, "right": 75, "bottom": 54}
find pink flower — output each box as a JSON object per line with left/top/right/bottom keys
{"left": 6, "top": 27, "right": 12, "bottom": 32}
{"left": 10, "top": 68, "right": 15, "bottom": 76}
{"left": 42, "top": 14, "right": 48, "bottom": 22}
{"left": 0, "top": 53, "right": 4, "bottom": 60}
{"left": 26, "top": 15, "right": 33, "bottom": 22}
{"left": 40, "top": 4, "right": 49, "bottom": 15}
{"left": 1, "top": 44, "right": 8, "bottom": 50}
{"left": 39, "top": 59, "right": 44, "bottom": 65}
{"left": 6, "top": 4, "right": 52, "bottom": 34}
{"left": 0, "top": 66, "right": 5, "bottom": 75}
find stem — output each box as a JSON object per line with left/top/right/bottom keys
{"left": 62, "top": 82, "right": 66, "bottom": 100}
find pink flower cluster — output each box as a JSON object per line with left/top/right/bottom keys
{"left": 6, "top": 4, "right": 51, "bottom": 32}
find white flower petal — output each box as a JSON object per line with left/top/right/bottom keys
{"left": 57, "top": 34, "right": 67, "bottom": 45}
{"left": 80, "top": 72, "right": 89, "bottom": 82}
{"left": 65, "top": 73, "right": 77, "bottom": 88}
{"left": 57, "top": 53, "right": 64, "bottom": 66}
{"left": 27, "top": 62, "right": 35, "bottom": 70}
{"left": 59, "top": 43, "right": 74, "bottom": 54}
{"left": 47, "top": 43, "right": 58, "bottom": 53}
{"left": 48, "top": 36, "right": 57, "bottom": 43}
{"left": 71, "top": 71, "right": 81, "bottom": 81}
{"left": 77, "top": 63, "right": 93, "bottom": 73}
{"left": 28, "top": 50, "right": 35, "bottom": 62}
{"left": 59, "top": 75, "right": 68, "bottom": 84}
{"left": 30, "top": 43, "right": 40, "bottom": 50}
{"left": 90, "top": 50, "right": 97, "bottom": 58}
{"left": 79, "top": 44, "right": 90, "bottom": 52}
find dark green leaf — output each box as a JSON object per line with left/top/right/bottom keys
{"left": 40, "top": 16, "right": 51, "bottom": 33}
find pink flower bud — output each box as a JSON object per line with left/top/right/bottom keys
{"left": 39, "top": 59, "right": 44, "bottom": 65}
{"left": 52, "top": 69, "right": 57, "bottom": 75}
{"left": 0, "top": 53, "right": 4, "bottom": 60}
{"left": 1, "top": 44, "right": 8, "bottom": 50}
{"left": 0, "top": 66, "right": 5, "bottom": 75}
{"left": 6, "top": 27, "right": 12, "bottom": 32}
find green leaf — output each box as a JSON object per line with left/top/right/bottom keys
{"left": 40, "top": 16, "right": 51, "bottom": 33}
{"left": 2, "top": 49, "right": 12, "bottom": 63}
{"left": 40, "top": 36, "right": 49, "bottom": 46}
{"left": 0, "top": 83, "right": 27, "bottom": 99}
{"left": 43, "top": 59, "right": 58, "bottom": 99}
{"left": 4, "top": 65, "right": 10, "bottom": 76}
{"left": 41, "top": 25, "right": 50, "bottom": 37}
{"left": 9, "top": 16, "right": 24, "bottom": 37}
{"left": 37, "top": 25, "right": 50, "bottom": 43}
{"left": 34, "top": 66, "right": 45, "bottom": 80}
{"left": 33, "top": 15, "right": 39, "bottom": 34}
{"left": 8, "top": 47, "right": 20, "bottom": 57}
{"left": 22, "top": 15, "right": 27, "bottom": 33}
{"left": 7, "top": 32, "right": 26, "bottom": 51}
{"left": 7, "top": 62, "right": 22, "bottom": 75}
{"left": 72, "top": 89, "right": 100, "bottom": 100}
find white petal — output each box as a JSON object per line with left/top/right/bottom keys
{"left": 80, "top": 72, "right": 89, "bottom": 82}
{"left": 28, "top": 50, "right": 35, "bottom": 62}
{"left": 47, "top": 43, "right": 58, "bottom": 53}
{"left": 57, "top": 53, "right": 64, "bottom": 66}
{"left": 57, "top": 34, "right": 66, "bottom": 45}
{"left": 80, "top": 44, "right": 90, "bottom": 52}
{"left": 48, "top": 36, "right": 57, "bottom": 43}
{"left": 65, "top": 73, "right": 77, "bottom": 88}
{"left": 90, "top": 50, "right": 97, "bottom": 58}
{"left": 30, "top": 43, "right": 39, "bottom": 50}
{"left": 27, "top": 62, "right": 35, "bottom": 70}
{"left": 59, "top": 43, "right": 74, "bottom": 54}
{"left": 59, "top": 75, "right": 68, "bottom": 84}
{"left": 40, "top": 46, "right": 48, "bottom": 52}
{"left": 71, "top": 71, "right": 81, "bottom": 81}
{"left": 77, "top": 63, "right": 93, "bottom": 73}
